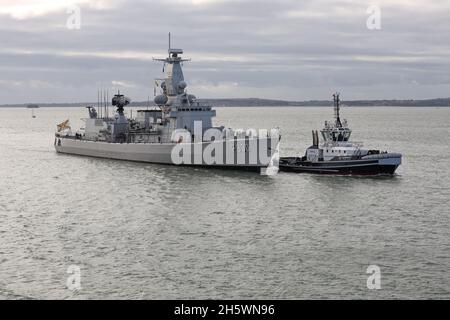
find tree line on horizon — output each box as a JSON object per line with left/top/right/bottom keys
{"left": 2, "top": 97, "right": 450, "bottom": 108}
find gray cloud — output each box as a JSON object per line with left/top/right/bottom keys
{"left": 1, "top": 0, "right": 450, "bottom": 103}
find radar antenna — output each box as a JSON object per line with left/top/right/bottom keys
{"left": 111, "top": 91, "right": 131, "bottom": 114}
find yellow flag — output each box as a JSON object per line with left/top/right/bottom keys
{"left": 57, "top": 119, "right": 71, "bottom": 132}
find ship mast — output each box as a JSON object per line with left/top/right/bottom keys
{"left": 333, "top": 92, "right": 342, "bottom": 128}
{"left": 153, "top": 33, "right": 190, "bottom": 98}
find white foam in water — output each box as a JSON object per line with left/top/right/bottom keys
{"left": 261, "top": 141, "right": 279, "bottom": 176}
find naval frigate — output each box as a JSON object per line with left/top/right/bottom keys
{"left": 54, "top": 40, "right": 280, "bottom": 173}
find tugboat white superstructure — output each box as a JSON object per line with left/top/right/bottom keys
{"left": 55, "top": 39, "right": 280, "bottom": 173}
{"left": 280, "top": 93, "right": 402, "bottom": 175}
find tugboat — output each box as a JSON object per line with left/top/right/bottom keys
{"left": 54, "top": 36, "right": 280, "bottom": 173}
{"left": 280, "top": 93, "right": 402, "bottom": 175}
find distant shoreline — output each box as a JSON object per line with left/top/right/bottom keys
{"left": 2, "top": 97, "right": 450, "bottom": 108}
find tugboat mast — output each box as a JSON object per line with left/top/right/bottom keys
{"left": 333, "top": 92, "right": 342, "bottom": 128}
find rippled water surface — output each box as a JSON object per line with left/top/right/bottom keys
{"left": 0, "top": 106, "right": 449, "bottom": 299}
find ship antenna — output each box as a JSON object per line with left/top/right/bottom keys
{"left": 168, "top": 32, "right": 171, "bottom": 58}
{"left": 97, "top": 90, "right": 99, "bottom": 115}
{"left": 102, "top": 89, "right": 104, "bottom": 119}
{"left": 102, "top": 89, "right": 105, "bottom": 118}
{"left": 104, "top": 89, "right": 107, "bottom": 119}
{"left": 107, "top": 89, "right": 109, "bottom": 118}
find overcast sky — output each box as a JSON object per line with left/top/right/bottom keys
{"left": 1, "top": 0, "right": 450, "bottom": 103}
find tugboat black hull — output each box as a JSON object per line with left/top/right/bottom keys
{"left": 279, "top": 155, "right": 401, "bottom": 175}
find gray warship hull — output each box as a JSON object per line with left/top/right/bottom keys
{"left": 54, "top": 136, "right": 278, "bottom": 172}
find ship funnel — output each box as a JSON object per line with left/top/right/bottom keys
{"left": 312, "top": 130, "right": 319, "bottom": 147}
